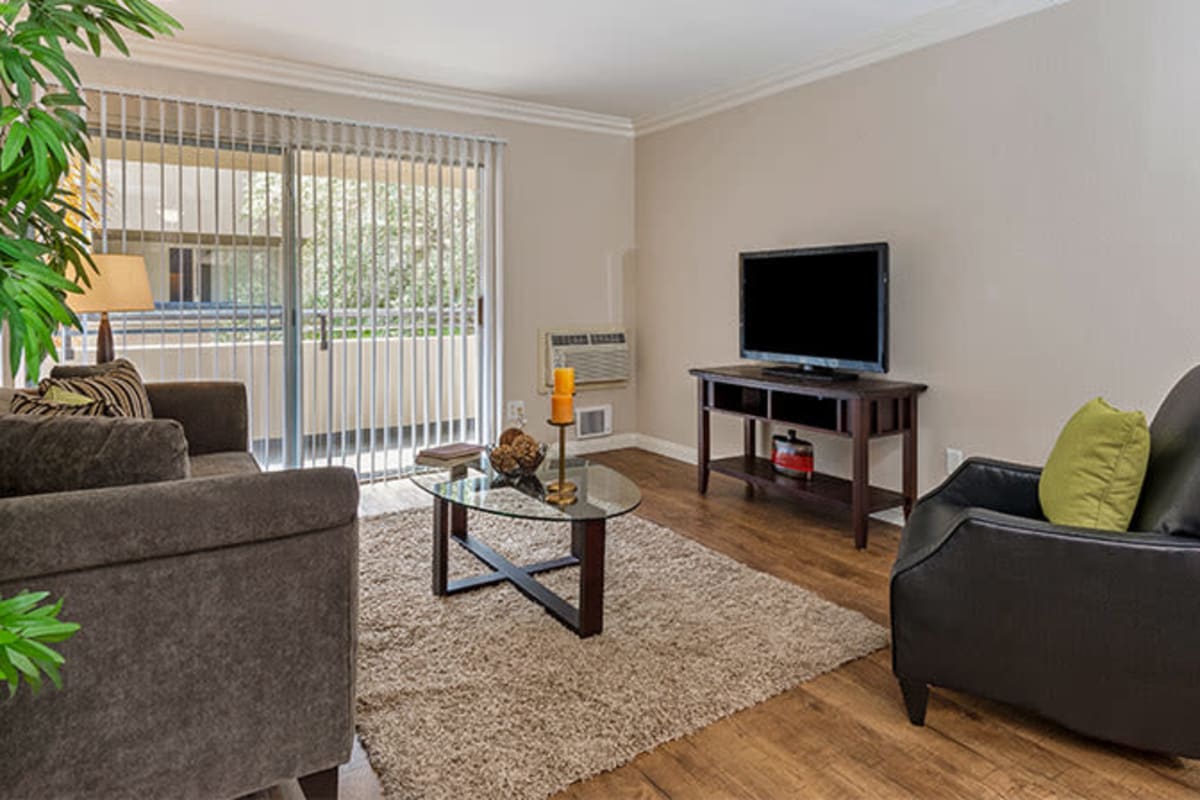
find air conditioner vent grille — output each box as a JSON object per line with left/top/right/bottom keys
{"left": 590, "top": 332, "right": 626, "bottom": 345}
{"left": 544, "top": 327, "right": 631, "bottom": 386}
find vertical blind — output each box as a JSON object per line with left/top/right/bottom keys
{"left": 54, "top": 88, "right": 504, "bottom": 478}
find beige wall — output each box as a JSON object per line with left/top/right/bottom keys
{"left": 76, "top": 57, "right": 637, "bottom": 446}
{"left": 635, "top": 0, "right": 1200, "bottom": 494}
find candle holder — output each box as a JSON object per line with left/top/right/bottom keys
{"left": 546, "top": 418, "right": 577, "bottom": 506}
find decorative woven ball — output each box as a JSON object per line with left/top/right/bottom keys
{"left": 489, "top": 443, "right": 519, "bottom": 473}
{"left": 499, "top": 427, "right": 524, "bottom": 447}
{"left": 511, "top": 433, "right": 541, "bottom": 470}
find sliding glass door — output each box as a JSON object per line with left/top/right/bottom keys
{"left": 64, "top": 90, "right": 503, "bottom": 478}
{"left": 293, "top": 132, "right": 485, "bottom": 480}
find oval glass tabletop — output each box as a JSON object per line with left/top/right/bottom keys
{"left": 411, "top": 455, "right": 641, "bottom": 522}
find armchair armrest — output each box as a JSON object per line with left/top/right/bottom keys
{"left": 146, "top": 381, "right": 248, "bottom": 455}
{"left": 894, "top": 457, "right": 1043, "bottom": 576}
{"left": 0, "top": 467, "right": 358, "bottom": 584}
{"left": 918, "top": 456, "right": 1043, "bottom": 515}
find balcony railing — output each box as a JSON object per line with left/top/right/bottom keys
{"left": 63, "top": 302, "right": 477, "bottom": 357}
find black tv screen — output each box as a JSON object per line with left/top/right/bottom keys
{"left": 740, "top": 243, "right": 888, "bottom": 374}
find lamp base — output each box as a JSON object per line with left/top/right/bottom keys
{"left": 96, "top": 311, "right": 114, "bottom": 364}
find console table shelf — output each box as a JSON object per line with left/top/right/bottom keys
{"left": 691, "top": 365, "right": 928, "bottom": 549}
{"left": 708, "top": 456, "right": 905, "bottom": 513}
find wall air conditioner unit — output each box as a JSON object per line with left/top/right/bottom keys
{"left": 540, "top": 327, "right": 631, "bottom": 391}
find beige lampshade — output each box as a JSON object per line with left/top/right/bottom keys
{"left": 67, "top": 254, "right": 155, "bottom": 314}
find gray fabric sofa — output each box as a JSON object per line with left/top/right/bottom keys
{"left": 0, "top": 381, "right": 359, "bottom": 800}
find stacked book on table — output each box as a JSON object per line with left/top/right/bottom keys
{"left": 415, "top": 442, "right": 484, "bottom": 471}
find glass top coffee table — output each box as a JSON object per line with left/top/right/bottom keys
{"left": 411, "top": 456, "right": 641, "bottom": 638}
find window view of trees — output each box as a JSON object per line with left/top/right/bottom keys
{"left": 226, "top": 156, "right": 479, "bottom": 342}
{"left": 75, "top": 99, "right": 495, "bottom": 475}
{"left": 92, "top": 142, "right": 480, "bottom": 344}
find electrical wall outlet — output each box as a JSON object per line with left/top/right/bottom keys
{"left": 946, "top": 448, "right": 965, "bottom": 475}
{"left": 505, "top": 400, "right": 526, "bottom": 423}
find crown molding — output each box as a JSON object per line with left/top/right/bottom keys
{"left": 634, "top": 0, "right": 1071, "bottom": 136}
{"left": 111, "top": 40, "right": 636, "bottom": 138}
{"left": 107, "top": 0, "right": 1066, "bottom": 140}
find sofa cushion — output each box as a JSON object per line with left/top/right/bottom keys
{"left": 1133, "top": 365, "right": 1200, "bottom": 536}
{"left": 1039, "top": 397, "right": 1150, "bottom": 531}
{"left": 189, "top": 452, "right": 262, "bottom": 478}
{"left": 0, "top": 415, "right": 190, "bottom": 498}
{"left": 43, "top": 359, "right": 152, "bottom": 418}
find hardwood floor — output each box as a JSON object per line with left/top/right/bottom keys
{"left": 305, "top": 448, "right": 1200, "bottom": 799}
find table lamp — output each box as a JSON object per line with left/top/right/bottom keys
{"left": 66, "top": 254, "right": 154, "bottom": 363}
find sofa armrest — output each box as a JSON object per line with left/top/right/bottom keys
{"left": 0, "top": 467, "right": 358, "bottom": 584}
{"left": 146, "top": 381, "right": 248, "bottom": 456}
{"left": 0, "top": 466, "right": 360, "bottom": 799}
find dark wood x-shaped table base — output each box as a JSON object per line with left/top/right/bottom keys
{"left": 431, "top": 496, "right": 607, "bottom": 638}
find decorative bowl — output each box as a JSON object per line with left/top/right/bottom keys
{"left": 486, "top": 442, "right": 548, "bottom": 481}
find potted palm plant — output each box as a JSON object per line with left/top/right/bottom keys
{"left": 0, "top": 0, "right": 180, "bottom": 695}
{"left": 0, "top": 0, "right": 179, "bottom": 382}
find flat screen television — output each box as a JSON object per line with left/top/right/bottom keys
{"left": 739, "top": 242, "right": 888, "bottom": 380}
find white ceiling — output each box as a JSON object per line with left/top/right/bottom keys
{"left": 156, "top": 0, "right": 968, "bottom": 121}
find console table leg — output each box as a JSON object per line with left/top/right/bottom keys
{"left": 903, "top": 396, "right": 919, "bottom": 519}
{"left": 851, "top": 398, "right": 871, "bottom": 549}
{"left": 433, "top": 497, "right": 450, "bottom": 596}
{"left": 575, "top": 519, "right": 606, "bottom": 637}
{"left": 698, "top": 379, "right": 711, "bottom": 494}
{"left": 743, "top": 417, "right": 756, "bottom": 499}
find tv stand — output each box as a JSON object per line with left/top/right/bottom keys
{"left": 690, "top": 364, "right": 928, "bottom": 549}
{"left": 762, "top": 364, "right": 859, "bottom": 382}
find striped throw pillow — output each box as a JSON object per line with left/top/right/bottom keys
{"left": 10, "top": 391, "right": 122, "bottom": 417}
{"left": 40, "top": 359, "right": 153, "bottom": 418}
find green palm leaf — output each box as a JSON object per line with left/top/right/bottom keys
{"left": 0, "top": 0, "right": 180, "bottom": 381}
{"left": 0, "top": 590, "right": 80, "bottom": 696}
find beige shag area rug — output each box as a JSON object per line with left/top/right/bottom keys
{"left": 356, "top": 509, "right": 888, "bottom": 799}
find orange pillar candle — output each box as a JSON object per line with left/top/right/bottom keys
{"left": 553, "top": 367, "right": 575, "bottom": 396}
{"left": 551, "top": 393, "right": 574, "bottom": 424}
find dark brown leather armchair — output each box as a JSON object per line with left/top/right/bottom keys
{"left": 891, "top": 365, "right": 1200, "bottom": 756}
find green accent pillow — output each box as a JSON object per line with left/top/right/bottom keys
{"left": 42, "top": 385, "right": 96, "bottom": 406}
{"left": 1039, "top": 398, "right": 1150, "bottom": 531}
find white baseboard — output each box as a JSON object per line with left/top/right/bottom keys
{"left": 567, "top": 432, "right": 641, "bottom": 456}
{"left": 870, "top": 507, "right": 906, "bottom": 527}
{"left": 567, "top": 431, "right": 724, "bottom": 466}
{"left": 627, "top": 433, "right": 699, "bottom": 464}
{"left": 566, "top": 431, "right": 696, "bottom": 462}
{"left": 568, "top": 431, "right": 761, "bottom": 466}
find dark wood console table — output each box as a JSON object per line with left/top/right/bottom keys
{"left": 690, "top": 365, "right": 927, "bottom": 549}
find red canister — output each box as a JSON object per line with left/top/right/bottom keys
{"left": 772, "top": 430, "right": 814, "bottom": 479}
